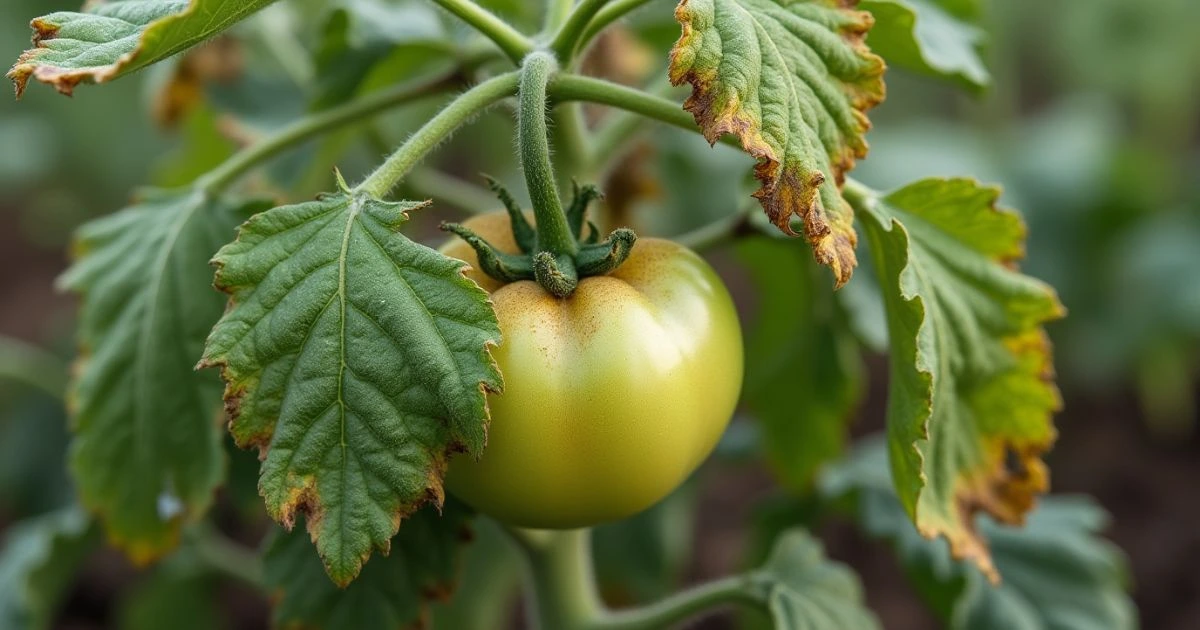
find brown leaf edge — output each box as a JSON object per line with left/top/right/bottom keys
{"left": 668, "top": 0, "right": 886, "bottom": 286}
{"left": 889, "top": 180, "right": 1065, "bottom": 582}
{"left": 197, "top": 195, "right": 502, "bottom": 587}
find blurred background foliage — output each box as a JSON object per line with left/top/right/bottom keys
{"left": 0, "top": 0, "right": 1197, "bottom": 628}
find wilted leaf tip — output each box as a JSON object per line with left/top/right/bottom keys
{"left": 668, "top": 0, "right": 884, "bottom": 287}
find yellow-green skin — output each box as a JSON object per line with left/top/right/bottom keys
{"left": 441, "top": 212, "right": 744, "bottom": 529}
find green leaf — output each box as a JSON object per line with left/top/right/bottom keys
{"left": 59, "top": 190, "right": 269, "bottom": 563}
{"left": 200, "top": 188, "right": 502, "bottom": 585}
{"left": 669, "top": 0, "right": 886, "bottom": 286}
{"left": 822, "top": 437, "right": 1137, "bottom": 630}
{"left": 0, "top": 506, "right": 98, "bottom": 630}
{"left": 860, "top": 0, "right": 988, "bottom": 91}
{"left": 7, "top": 0, "right": 279, "bottom": 97}
{"left": 311, "top": 1, "right": 450, "bottom": 110}
{"left": 754, "top": 529, "right": 880, "bottom": 630}
{"left": 737, "top": 238, "right": 865, "bottom": 489}
{"left": 265, "top": 502, "right": 471, "bottom": 628}
{"left": 857, "top": 178, "right": 1065, "bottom": 581}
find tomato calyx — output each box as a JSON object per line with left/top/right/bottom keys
{"left": 440, "top": 179, "right": 638, "bottom": 296}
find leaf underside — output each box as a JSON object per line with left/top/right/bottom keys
{"left": 669, "top": 0, "right": 886, "bottom": 286}
{"left": 59, "top": 190, "right": 264, "bottom": 563}
{"left": 200, "top": 189, "right": 501, "bottom": 585}
{"left": 7, "top": 0, "right": 278, "bottom": 97}
{"left": 859, "top": 177, "right": 1064, "bottom": 581}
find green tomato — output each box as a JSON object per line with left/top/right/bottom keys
{"left": 441, "top": 212, "right": 744, "bottom": 529}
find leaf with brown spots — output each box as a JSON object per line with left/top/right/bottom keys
{"left": 7, "top": 0, "right": 276, "bottom": 98}
{"left": 669, "top": 0, "right": 885, "bottom": 286}
{"left": 857, "top": 178, "right": 1064, "bottom": 582}
{"left": 200, "top": 187, "right": 501, "bottom": 586}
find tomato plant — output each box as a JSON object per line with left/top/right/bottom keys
{"left": 0, "top": 0, "right": 1145, "bottom": 628}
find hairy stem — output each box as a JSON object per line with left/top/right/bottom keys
{"left": 549, "top": 74, "right": 701, "bottom": 138}
{"left": 519, "top": 52, "right": 578, "bottom": 259}
{"left": 356, "top": 72, "right": 521, "bottom": 198}
{"left": 580, "top": 0, "right": 657, "bottom": 46}
{"left": 550, "top": 0, "right": 614, "bottom": 63}
{"left": 544, "top": 0, "right": 576, "bottom": 33}
{"left": 590, "top": 575, "right": 759, "bottom": 630}
{"left": 429, "top": 0, "right": 534, "bottom": 63}
{"left": 197, "top": 72, "right": 461, "bottom": 195}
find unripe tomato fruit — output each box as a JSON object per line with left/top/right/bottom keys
{"left": 441, "top": 212, "right": 744, "bottom": 529}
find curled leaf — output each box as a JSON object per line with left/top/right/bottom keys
{"left": 669, "top": 0, "right": 886, "bottom": 286}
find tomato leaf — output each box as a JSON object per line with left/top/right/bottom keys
{"left": 737, "top": 238, "right": 864, "bottom": 489}
{"left": 860, "top": 0, "right": 989, "bottom": 91}
{"left": 7, "top": 0, "right": 279, "bottom": 97}
{"left": 311, "top": 1, "right": 450, "bottom": 111}
{"left": 857, "top": 178, "right": 1065, "bottom": 581}
{"left": 0, "top": 506, "right": 98, "bottom": 630}
{"left": 821, "top": 437, "right": 1136, "bottom": 629}
{"left": 200, "top": 187, "right": 502, "bottom": 586}
{"left": 668, "top": 0, "right": 886, "bottom": 286}
{"left": 754, "top": 529, "right": 880, "bottom": 629}
{"left": 59, "top": 191, "right": 267, "bottom": 563}
{"left": 265, "top": 502, "right": 471, "bottom": 627}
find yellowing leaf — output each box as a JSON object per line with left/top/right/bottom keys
{"left": 200, "top": 189, "right": 502, "bottom": 586}
{"left": 7, "top": 0, "right": 278, "bottom": 97}
{"left": 669, "top": 0, "right": 886, "bottom": 286}
{"left": 858, "top": 178, "right": 1064, "bottom": 581}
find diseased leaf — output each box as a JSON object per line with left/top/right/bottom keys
{"left": 737, "top": 237, "right": 864, "bottom": 489}
{"left": 861, "top": 0, "right": 989, "bottom": 91}
{"left": 857, "top": 177, "right": 1064, "bottom": 581}
{"left": 821, "top": 437, "right": 1137, "bottom": 630}
{"left": 0, "top": 506, "right": 98, "bottom": 630}
{"left": 59, "top": 190, "right": 268, "bottom": 563}
{"left": 200, "top": 186, "right": 502, "bottom": 585}
{"left": 266, "top": 501, "right": 471, "bottom": 628}
{"left": 669, "top": 0, "right": 886, "bottom": 286}
{"left": 7, "top": 0, "right": 279, "bottom": 97}
{"left": 755, "top": 529, "right": 880, "bottom": 630}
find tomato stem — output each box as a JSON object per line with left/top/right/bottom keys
{"left": 519, "top": 51, "right": 582, "bottom": 295}
{"left": 509, "top": 528, "right": 602, "bottom": 630}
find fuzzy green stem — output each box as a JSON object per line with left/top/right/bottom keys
{"left": 551, "top": 0, "right": 619, "bottom": 63}
{"left": 356, "top": 72, "right": 521, "bottom": 198}
{"left": 197, "top": 72, "right": 461, "bottom": 195}
{"left": 510, "top": 529, "right": 602, "bottom": 630}
{"left": 544, "top": 0, "right": 576, "bottom": 32}
{"left": 429, "top": 0, "right": 534, "bottom": 63}
{"left": 579, "top": 0, "right": 656, "bottom": 46}
{"left": 548, "top": 74, "right": 701, "bottom": 137}
{"left": 519, "top": 52, "right": 579, "bottom": 261}
{"left": 590, "top": 575, "right": 759, "bottom": 630}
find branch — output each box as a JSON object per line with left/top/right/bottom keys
{"left": 356, "top": 71, "right": 521, "bottom": 198}
{"left": 430, "top": 0, "right": 534, "bottom": 63}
